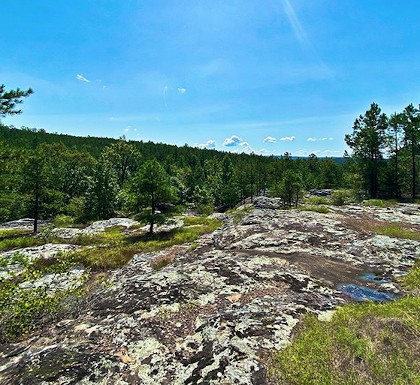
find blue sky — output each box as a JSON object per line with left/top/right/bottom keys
{"left": 1, "top": 0, "right": 419, "bottom": 157}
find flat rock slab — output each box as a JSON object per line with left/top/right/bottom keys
{"left": 0, "top": 203, "right": 418, "bottom": 385}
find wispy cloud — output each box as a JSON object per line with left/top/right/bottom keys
{"left": 307, "top": 137, "right": 334, "bottom": 142}
{"left": 76, "top": 74, "right": 90, "bottom": 83}
{"left": 263, "top": 136, "right": 277, "bottom": 143}
{"left": 281, "top": 0, "right": 333, "bottom": 78}
{"left": 177, "top": 87, "right": 187, "bottom": 94}
{"left": 196, "top": 139, "right": 216, "bottom": 149}
{"left": 223, "top": 135, "right": 242, "bottom": 147}
{"left": 279, "top": 136, "right": 296, "bottom": 141}
{"left": 281, "top": 0, "right": 307, "bottom": 44}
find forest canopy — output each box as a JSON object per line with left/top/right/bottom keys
{"left": 0, "top": 99, "right": 418, "bottom": 232}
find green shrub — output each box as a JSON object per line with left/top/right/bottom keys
{"left": 0, "top": 252, "right": 88, "bottom": 342}
{"left": 195, "top": 204, "right": 214, "bottom": 216}
{"left": 331, "top": 189, "right": 355, "bottom": 206}
{"left": 0, "top": 236, "right": 44, "bottom": 251}
{"left": 53, "top": 214, "right": 76, "bottom": 228}
{"left": 304, "top": 196, "right": 331, "bottom": 205}
{"left": 0, "top": 228, "right": 30, "bottom": 239}
{"left": 362, "top": 199, "right": 397, "bottom": 208}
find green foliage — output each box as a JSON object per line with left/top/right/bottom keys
{"left": 331, "top": 189, "right": 355, "bottom": 206}
{"left": 0, "top": 84, "right": 33, "bottom": 118}
{"left": 83, "top": 157, "right": 119, "bottom": 221}
{"left": 370, "top": 222, "right": 420, "bottom": 241}
{"left": 270, "top": 170, "right": 303, "bottom": 208}
{"left": 345, "top": 102, "right": 388, "bottom": 198}
{"left": 130, "top": 159, "right": 177, "bottom": 233}
{"left": 362, "top": 199, "right": 397, "bottom": 208}
{"left": 0, "top": 252, "right": 87, "bottom": 342}
{"left": 298, "top": 205, "right": 329, "bottom": 214}
{"left": 53, "top": 214, "right": 76, "bottom": 227}
{"left": 71, "top": 217, "right": 221, "bottom": 270}
{"left": 400, "top": 260, "right": 420, "bottom": 295}
{"left": 303, "top": 196, "right": 331, "bottom": 205}
{"left": 0, "top": 228, "right": 30, "bottom": 239}
{"left": 0, "top": 235, "right": 44, "bottom": 251}
{"left": 102, "top": 138, "right": 141, "bottom": 186}
{"left": 269, "top": 297, "right": 420, "bottom": 385}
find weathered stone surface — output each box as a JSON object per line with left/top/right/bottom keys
{"left": 0, "top": 218, "right": 49, "bottom": 230}
{"left": 253, "top": 196, "right": 282, "bottom": 210}
{"left": 0, "top": 203, "right": 418, "bottom": 384}
{"left": 0, "top": 244, "right": 81, "bottom": 280}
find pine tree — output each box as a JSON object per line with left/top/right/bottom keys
{"left": 345, "top": 103, "right": 388, "bottom": 198}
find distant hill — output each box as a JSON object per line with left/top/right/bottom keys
{"left": 275, "top": 155, "right": 346, "bottom": 164}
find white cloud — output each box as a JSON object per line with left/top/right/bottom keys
{"left": 279, "top": 136, "right": 296, "bottom": 141}
{"left": 223, "top": 135, "right": 242, "bottom": 147}
{"left": 124, "top": 125, "right": 131, "bottom": 133}
{"left": 177, "top": 87, "right": 187, "bottom": 94}
{"left": 76, "top": 74, "right": 90, "bottom": 83}
{"left": 222, "top": 135, "right": 255, "bottom": 153}
{"left": 263, "top": 136, "right": 276, "bottom": 143}
{"left": 196, "top": 139, "right": 216, "bottom": 149}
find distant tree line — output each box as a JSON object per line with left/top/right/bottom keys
{"left": 0, "top": 83, "right": 418, "bottom": 232}
{"left": 0, "top": 125, "right": 346, "bottom": 231}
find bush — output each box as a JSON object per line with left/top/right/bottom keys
{"left": 304, "top": 196, "right": 331, "bottom": 205}
{"left": 299, "top": 205, "right": 329, "bottom": 214}
{"left": 331, "top": 189, "right": 355, "bottom": 206}
{"left": 195, "top": 204, "right": 214, "bottom": 216}
{"left": 362, "top": 199, "right": 397, "bottom": 208}
{"left": 53, "top": 215, "right": 76, "bottom": 228}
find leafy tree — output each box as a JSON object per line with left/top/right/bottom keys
{"left": 102, "top": 137, "right": 141, "bottom": 187}
{"left": 345, "top": 103, "right": 388, "bottom": 198}
{"left": 130, "top": 159, "right": 176, "bottom": 233}
{"left": 20, "top": 144, "right": 61, "bottom": 232}
{"left": 0, "top": 84, "right": 33, "bottom": 118}
{"left": 270, "top": 170, "right": 302, "bottom": 208}
{"left": 220, "top": 156, "right": 239, "bottom": 208}
{"left": 84, "top": 158, "right": 119, "bottom": 221}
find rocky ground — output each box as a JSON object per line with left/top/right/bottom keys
{"left": 0, "top": 201, "right": 419, "bottom": 385}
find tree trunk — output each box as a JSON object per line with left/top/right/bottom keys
{"left": 33, "top": 168, "right": 40, "bottom": 233}
{"left": 412, "top": 140, "right": 416, "bottom": 199}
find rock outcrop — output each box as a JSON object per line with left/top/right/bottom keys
{"left": 0, "top": 201, "right": 418, "bottom": 384}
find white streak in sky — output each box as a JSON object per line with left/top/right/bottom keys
{"left": 281, "top": 0, "right": 333, "bottom": 78}
{"left": 281, "top": 0, "right": 307, "bottom": 44}
{"left": 76, "top": 74, "right": 90, "bottom": 83}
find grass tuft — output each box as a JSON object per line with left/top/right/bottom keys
{"left": 363, "top": 199, "right": 397, "bottom": 208}
{"left": 269, "top": 298, "right": 420, "bottom": 385}
{"left": 372, "top": 222, "right": 420, "bottom": 241}
{"left": 71, "top": 217, "right": 221, "bottom": 271}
